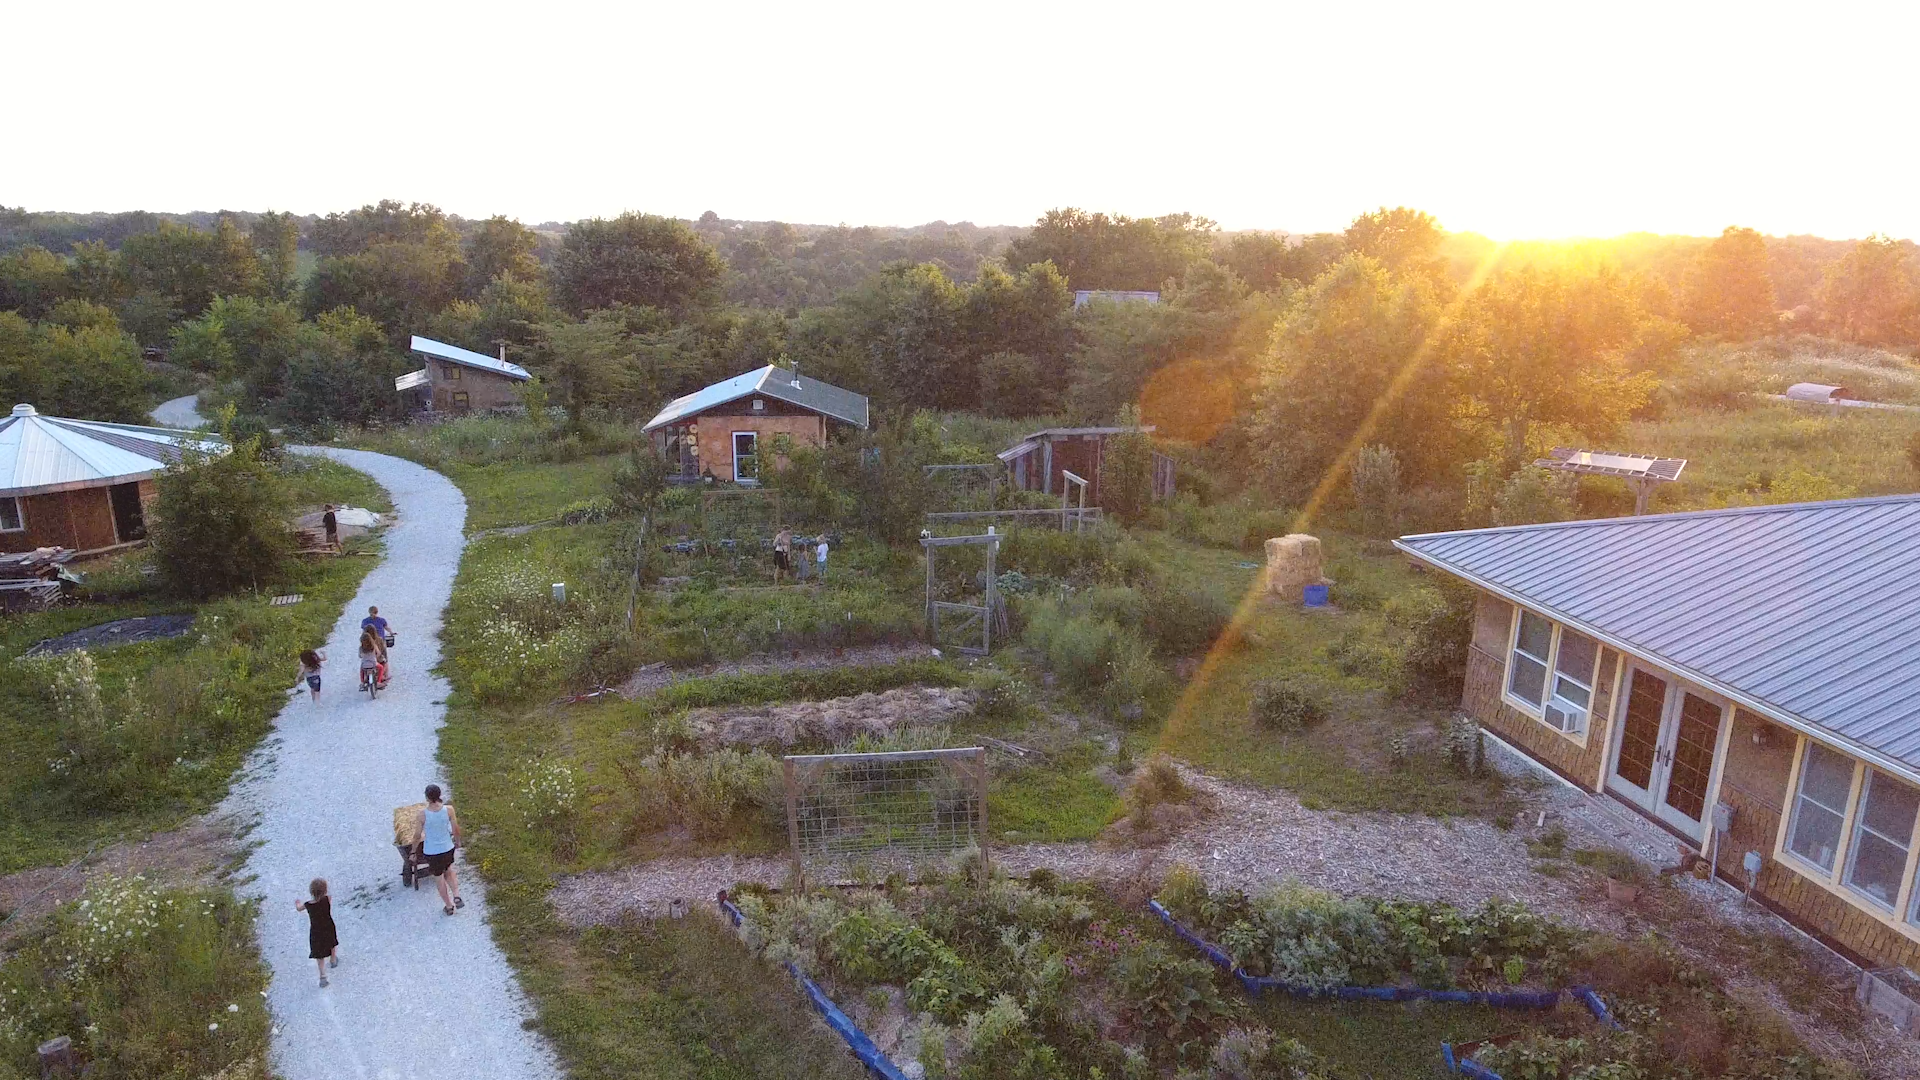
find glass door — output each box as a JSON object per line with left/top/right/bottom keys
{"left": 732, "top": 431, "right": 759, "bottom": 483}
{"left": 1606, "top": 665, "right": 1728, "bottom": 841}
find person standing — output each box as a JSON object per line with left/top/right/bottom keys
{"left": 420, "top": 784, "right": 465, "bottom": 915}
{"left": 322, "top": 505, "right": 339, "bottom": 551}
{"left": 296, "top": 878, "right": 340, "bottom": 987}
{"left": 814, "top": 534, "right": 829, "bottom": 584}
{"left": 772, "top": 526, "right": 793, "bottom": 584}
{"left": 295, "top": 649, "right": 326, "bottom": 705}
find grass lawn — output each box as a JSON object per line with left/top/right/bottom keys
{"left": 448, "top": 455, "right": 626, "bottom": 532}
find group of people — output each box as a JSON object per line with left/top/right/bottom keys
{"left": 297, "top": 783, "right": 464, "bottom": 988}
{"left": 293, "top": 606, "right": 395, "bottom": 703}
{"left": 771, "top": 526, "right": 829, "bottom": 584}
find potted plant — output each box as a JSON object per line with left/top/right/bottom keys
{"left": 1575, "top": 848, "right": 1653, "bottom": 904}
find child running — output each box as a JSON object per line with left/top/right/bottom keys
{"left": 295, "top": 649, "right": 325, "bottom": 705}
{"left": 295, "top": 878, "right": 340, "bottom": 987}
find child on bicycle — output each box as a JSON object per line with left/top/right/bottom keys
{"left": 357, "top": 629, "right": 386, "bottom": 692}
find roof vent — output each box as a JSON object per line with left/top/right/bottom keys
{"left": 11, "top": 403, "right": 36, "bottom": 416}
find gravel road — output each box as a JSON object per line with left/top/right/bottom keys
{"left": 220, "top": 447, "right": 559, "bottom": 1080}
{"left": 151, "top": 393, "right": 206, "bottom": 428}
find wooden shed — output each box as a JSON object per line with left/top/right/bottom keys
{"left": 997, "top": 427, "right": 1176, "bottom": 506}
{"left": 0, "top": 403, "right": 223, "bottom": 555}
{"left": 643, "top": 366, "right": 869, "bottom": 484}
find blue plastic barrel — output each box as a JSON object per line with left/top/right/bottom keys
{"left": 1303, "top": 584, "right": 1330, "bottom": 607}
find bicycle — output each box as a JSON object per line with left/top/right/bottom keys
{"left": 361, "top": 666, "right": 379, "bottom": 699}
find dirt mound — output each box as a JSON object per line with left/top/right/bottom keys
{"left": 26, "top": 614, "right": 196, "bottom": 657}
{"left": 685, "top": 685, "right": 975, "bottom": 751}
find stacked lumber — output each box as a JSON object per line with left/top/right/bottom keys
{"left": 0, "top": 547, "right": 75, "bottom": 613}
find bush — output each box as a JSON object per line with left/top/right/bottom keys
{"left": 610, "top": 446, "right": 670, "bottom": 513}
{"left": 1488, "top": 467, "right": 1577, "bottom": 527}
{"left": 558, "top": 496, "right": 615, "bottom": 525}
{"left": 1249, "top": 674, "right": 1329, "bottom": 732}
{"left": 148, "top": 436, "right": 295, "bottom": 598}
{"left": 1140, "top": 581, "right": 1232, "bottom": 657}
{"left": 627, "top": 748, "right": 782, "bottom": 841}
{"left": 0, "top": 877, "right": 270, "bottom": 1078}
{"left": 1017, "top": 594, "right": 1164, "bottom": 717}
{"left": 1348, "top": 444, "right": 1402, "bottom": 537}
{"left": 1208, "top": 1027, "right": 1329, "bottom": 1080}
{"left": 1392, "top": 583, "right": 1473, "bottom": 697}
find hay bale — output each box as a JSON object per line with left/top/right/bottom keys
{"left": 1264, "top": 533, "right": 1325, "bottom": 600}
{"left": 393, "top": 803, "right": 425, "bottom": 846}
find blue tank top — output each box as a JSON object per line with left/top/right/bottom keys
{"left": 421, "top": 805, "right": 454, "bottom": 855}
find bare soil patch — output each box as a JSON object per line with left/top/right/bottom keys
{"left": 25, "top": 614, "right": 197, "bottom": 657}
{"left": 0, "top": 815, "right": 237, "bottom": 949}
{"left": 617, "top": 642, "right": 935, "bottom": 699}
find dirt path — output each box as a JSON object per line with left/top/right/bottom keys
{"left": 152, "top": 394, "right": 206, "bottom": 428}
{"left": 0, "top": 817, "right": 236, "bottom": 950}
{"left": 220, "top": 448, "right": 558, "bottom": 1080}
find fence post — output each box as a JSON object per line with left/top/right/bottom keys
{"left": 783, "top": 758, "right": 805, "bottom": 891}
{"left": 972, "top": 748, "right": 991, "bottom": 883}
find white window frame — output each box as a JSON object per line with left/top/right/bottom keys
{"left": 1502, "top": 609, "right": 1600, "bottom": 741}
{"left": 0, "top": 496, "right": 23, "bottom": 533}
{"left": 1774, "top": 737, "right": 1920, "bottom": 939}
{"left": 731, "top": 430, "right": 759, "bottom": 484}
{"left": 1844, "top": 768, "right": 1920, "bottom": 912}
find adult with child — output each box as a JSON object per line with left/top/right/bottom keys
{"left": 772, "top": 525, "right": 794, "bottom": 584}
{"left": 420, "top": 784, "right": 465, "bottom": 915}
{"left": 295, "top": 878, "right": 340, "bottom": 987}
{"left": 357, "top": 628, "right": 387, "bottom": 692}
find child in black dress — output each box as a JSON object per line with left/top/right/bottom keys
{"left": 296, "top": 877, "right": 340, "bottom": 986}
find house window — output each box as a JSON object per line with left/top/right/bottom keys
{"left": 1786, "top": 741, "right": 1856, "bottom": 872}
{"left": 0, "top": 496, "right": 23, "bottom": 532}
{"left": 1505, "top": 613, "right": 1601, "bottom": 736}
{"left": 1845, "top": 770, "right": 1920, "bottom": 909}
{"left": 444, "top": 363, "right": 461, "bottom": 380}
{"left": 452, "top": 391, "right": 470, "bottom": 410}
{"left": 1543, "top": 631, "right": 1599, "bottom": 734}
{"left": 1507, "top": 612, "right": 1552, "bottom": 707}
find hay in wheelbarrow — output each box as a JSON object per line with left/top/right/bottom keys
{"left": 393, "top": 803, "right": 426, "bottom": 847}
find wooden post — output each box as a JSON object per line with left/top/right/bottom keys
{"left": 924, "top": 541, "right": 936, "bottom": 646}
{"left": 783, "top": 758, "right": 805, "bottom": 891}
{"left": 972, "top": 748, "right": 991, "bottom": 884}
{"left": 983, "top": 531, "right": 997, "bottom": 654}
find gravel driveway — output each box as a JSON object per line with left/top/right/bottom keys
{"left": 220, "top": 448, "right": 559, "bottom": 1080}
{"left": 152, "top": 393, "right": 206, "bottom": 428}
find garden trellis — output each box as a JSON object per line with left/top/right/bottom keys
{"left": 782, "top": 747, "right": 990, "bottom": 887}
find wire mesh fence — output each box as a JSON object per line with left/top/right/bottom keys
{"left": 783, "top": 747, "right": 989, "bottom": 885}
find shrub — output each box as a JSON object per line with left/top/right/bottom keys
{"left": 1109, "top": 938, "right": 1238, "bottom": 1040}
{"left": 1122, "top": 757, "right": 1200, "bottom": 830}
{"left": 998, "top": 528, "right": 1115, "bottom": 582}
{"left": 627, "top": 748, "right": 782, "bottom": 840}
{"left": 1323, "top": 628, "right": 1399, "bottom": 683}
{"left": 1348, "top": 444, "right": 1403, "bottom": 537}
{"left": 610, "top": 446, "right": 670, "bottom": 513}
{"left": 1440, "top": 716, "right": 1485, "bottom": 776}
{"left": 148, "top": 436, "right": 295, "bottom": 598}
{"left": 1490, "top": 467, "right": 1578, "bottom": 527}
{"left": 1140, "top": 582, "right": 1232, "bottom": 657}
{"left": 558, "top": 496, "right": 615, "bottom": 525}
{"left": 1392, "top": 582, "right": 1473, "bottom": 697}
{"left": 1208, "top": 1027, "right": 1330, "bottom": 1080}
{"left": 958, "top": 994, "right": 1064, "bottom": 1080}
{"left": 1018, "top": 594, "right": 1164, "bottom": 718}
{"left": 1249, "top": 674, "right": 1329, "bottom": 732}
{"left": 1098, "top": 411, "right": 1155, "bottom": 526}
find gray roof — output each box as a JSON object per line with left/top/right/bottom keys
{"left": 1396, "top": 495, "right": 1920, "bottom": 781}
{"left": 410, "top": 336, "right": 532, "bottom": 381}
{"left": 643, "top": 366, "right": 869, "bottom": 432}
{"left": 0, "top": 403, "right": 225, "bottom": 496}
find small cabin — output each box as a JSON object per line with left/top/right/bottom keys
{"left": 396, "top": 336, "right": 532, "bottom": 414}
{"left": 998, "top": 427, "right": 1176, "bottom": 505}
{"left": 643, "top": 367, "right": 869, "bottom": 484}
{"left": 0, "top": 404, "right": 224, "bottom": 555}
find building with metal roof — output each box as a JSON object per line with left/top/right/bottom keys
{"left": 643, "top": 366, "right": 868, "bottom": 484}
{"left": 0, "top": 403, "right": 225, "bottom": 554}
{"left": 1397, "top": 494, "right": 1920, "bottom": 970}
{"left": 401, "top": 336, "right": 532, "bottom": 415}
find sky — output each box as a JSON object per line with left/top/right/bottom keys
{"left": 8, "top": 0, "right": 1918, "bottom": 241}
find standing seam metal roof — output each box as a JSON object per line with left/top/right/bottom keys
{"left": 642, "top": 366, "right": 870, "bottom": 432}
{"left": 1395, "top": 494, "right": 1920, "bottom": 781}
{"left": 409, "top": 335, "right": 532, "bottom": 380}
{"left": 0, "top": 405, "right": 226, "bottom": 496}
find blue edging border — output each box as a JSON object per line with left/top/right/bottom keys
{"left": 719, "top": 892, "right": 911, "bottom": 1080}
{"left": 1145, "top": 900, "right": 1624, "bottom": 1080}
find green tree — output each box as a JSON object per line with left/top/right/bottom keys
{"left": 45, "top": 298, "right": 120, "bottom": 332}
{"left": 536, "top": 311, "right": 642, "bottom": 422}
{"left": 169, "top": 296, "right": 305, "bottom": 403}
{"left": 302, "top": 236, "right": 461, "bottom": 342}
{"left": 609, "top": 447, "right": 671, "bottom": 513}
{"left": 1099, "top": 407, "right": 1155, "bottom": 524}
{"left": 977, "top": 351, "right": 1052, "bottom": 417}
{"left": 1003, "top": 208, "right": 1216, "bottom": 291}
{"left": 1444, "top": 264, "right": 1662, "bottom": 467}
{"left": 251, "top": 210, "right": 302, "bottom": 300}
{"left": 33, "top": 322, "right": 153, "bottom": 422}
{"left": 1816, "top": 234, "right": 1917, "bottom": 346}
{"left": 554, "top": 213, "right": 725, "bottom": 315}
{"left": 1343, "top": 207, "right": 1447, "bottom": 284}
{"left": 1251, "top": 255, "right": 1454, "bottom": 500}
{"left": 461, "top": 216, "right": 543, "bottom": 298}
{"left": 0, "top": 244, "right": 71, "bottom": 319}
{"left": 828, "top": 262, "right": 966, "bottom": 408}
{"left": 148, "top": 433, "right": 295, "bottom": 597}
{"left": 66, "top": 240, "right": 123, "bottom": 306}
{"left": 118, "top": 218, "right": 263, "bottom": 320}
{"left": 1683, "top": 225, "right": 1776, "bottom": 337}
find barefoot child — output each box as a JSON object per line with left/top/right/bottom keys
{"left": 296, "top": 878, "right": 340, "bottom": 986}
{"left": 295, "top": 650, "right": 326, "bottom": 705}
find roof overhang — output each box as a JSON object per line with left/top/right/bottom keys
{"left": 1394, "top": 538, "right": 1920, "bottom": 790}
{"left": 2, "top": 471, "right": 160, "bottom": 499}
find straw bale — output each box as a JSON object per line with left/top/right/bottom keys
{"left": 393, "top": 803, "right": 425, "bottom": 847}
{"left": 1264, "top": 533, "right": 1326, "bottom": 599}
